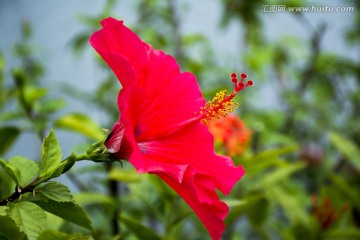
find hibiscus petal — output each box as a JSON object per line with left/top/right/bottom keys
{"left": 134, "top": 51, "right": 206, "bottom": 140}
{"left": 127, "top": 122, "right": 244, "bottom": 239}
{"left": 90, "top": 18, "right": 206, "bottom": 139}
{"left": 105, "top": 121, "right": 124, "bottom": 153}
{"left": 158, "top": 169, "right": 228, "bottom": 240}
{"left": 89, "top": 17, "right": 149, "bottom": 88}
{"left": 135, "top": 122, "right": 245, "bottom": 193}
{"left": 130, "top": 150, "right": 189, "bottom": 183}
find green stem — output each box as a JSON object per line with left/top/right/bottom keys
{"left": 0, "top": 154, "right": 79, "bottom": 206}
{"left": 0, "top": 142, "right": 113, "bottom": 206}
{"left": 74, "top": 153, "right": 89, "bottom": 161}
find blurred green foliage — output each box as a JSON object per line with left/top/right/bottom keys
{"left": 0, "top": 0, "right": 360, "bottom": 239}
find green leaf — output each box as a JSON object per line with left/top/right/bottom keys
{"left": 267, "top": 186, "right": 310, "bottom": 226}
{"left": 35, "top": 182, "right": 73, "bottom": 202}
{"left": 54, "top": 113, "right": 105, "bottom": 141}
{"left": 39, "top": 130, "right": 62, "bottom": 178}
{"left": 0, "top": 215, "right": 25, "bottom": 240}
{"left": 74, "top": 192, "right": 116, "bottom": 207}
{"left": 70, "top": 33, "right": 91, "bottom": 55}
{"left": 329, "top": 132, "right": 360, "bottom": 172}
{"left": 36, "top": 99, "right": 65, "bottom": 114}
{"left": 247, "top": 197, "right": 270, "bottom": 227}
{"left": 78, "top": 236, "right": 94, "bottom": 240}
{"left": 330, "top": 174, "right": 360, "bottom": 209}
{"left": 41, "top": 153, "right": 76, "bottom": 181}
{"left": 0, "top": 111, "right": 23, "bottom": 122}
{"left": 0, "top": 50, "right": 4, "bottom": 72}
{"left": 38, "top": 230, "right": 93, "bottom": 240}
{"left": 23, "top": 87, "right": 47, "bottom": 105}
{"left": 225, "top": 193, "right": 264, "bottom": 226}
{"left": 147, "top": 175, "right": 176, "bottom": 200}
{"left": 44, "top": 211, "right": 64, "bottom": 231}
{"left": 121, "top": 216, "right": 162, "bottom": 240}
{"left": 324, "top": 228, "right": 360, "bottom": 239}
{"left": 0, "top": 158, "right": 20, "bottom": 185}
{"left": 243, "top": 145, "right": 298, "bottom": 174}
{"left": 9, "top": 156, "right": 38, "bottom": 187}
{"left": 33, "top": 200, "right": 92, "bottom": 230}
{"left": 52, "top": 154, "right": 76, "bottom": 177}
{"left": 255, "top": 162, "right": 306, "bottom": 188}
{"left": 75, "top": 236, "right": 94, "bottom": 240}
{"left": 0, "top": 206, "right": 7, "bottom": 216}
{"left": 108, "top": 168, "right": 141, "bottom": 183}
{"left": 252, "top": 145, "right": 299, "bottom": 161}
{"left": 0, "top": 127, "right": 20, "bottom": 156}
{"left": 8, "top": 201, "right": 46, "bottom": 240}
{"left": 0, "top": 170, "right": 16, "bottom": 199}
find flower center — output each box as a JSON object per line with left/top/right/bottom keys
{"left": 198, "top": 73, "right": 253, "bottom": 125}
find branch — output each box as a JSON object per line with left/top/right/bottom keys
{"left": 0, "top": 177, "right": 38, "bottom": 206}
{"left": 0, "top": 140, "right": 117, "bottom": 206}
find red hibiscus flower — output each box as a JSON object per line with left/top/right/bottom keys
{"left": 90, "top": 17, "right": 252, "bottom": 240}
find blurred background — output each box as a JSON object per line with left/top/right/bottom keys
{"left": 0, "top": 0, "right": 359, "bottom": 239}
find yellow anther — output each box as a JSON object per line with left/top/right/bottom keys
{"left": 196, "top": 72, "right": 253, "bottom": 124}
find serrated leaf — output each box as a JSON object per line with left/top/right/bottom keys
{"left": 33, "top": 200, "right": 92, "bottom": 230}
{"left": 40, "top": 130, "right": 62, "bottom": 177}
{"left": 38, "top": 230, "right": 92, "bottom": 240}
{"left": 0, "top": 215, "right": 25, "bottom": 240}
{"left": 329, "top": 132, "right": 360, "bottom": 172}
{"left": 35, "top": 182, "right": 73, "bottom": 202}
{"left": 0, "top": 127, "right": 20, "bottom": 156}
{"left": 54, "top": 113, "right": 105, "bottom": 141}
{"left": 121, "top": 216, "right": 162, "bottom": 240}
{"left": 9, "top": 156, "right": 38, "bottom": 187}
{"left": 0, "top": 158, "right": 20, "bottom": 185}
{"left": 8, "top": 201, "right": 46, "bottom": 240}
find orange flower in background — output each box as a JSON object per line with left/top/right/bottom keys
{"left": 208, "top": 114, "right": 251, "bottom": 156}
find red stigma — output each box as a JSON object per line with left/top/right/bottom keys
{"left": 231, "top": 73, "right": 238, "bottom": 83}
{"left": 232, "top": 72, "right": 253, "bottom": 92}
{"left": 198, "top": 71, "right": 253, "bottom": 125}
